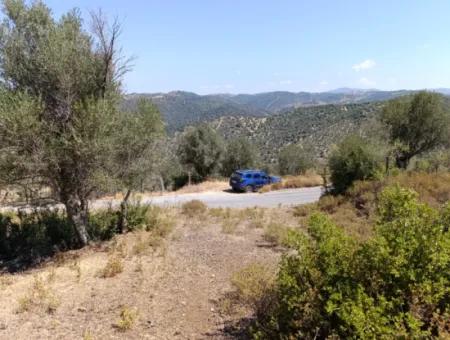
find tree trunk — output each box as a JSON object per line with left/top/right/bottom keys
{"left": 64, "top": 195, "right": 89, "bottom": 247}
{"left": 117, "top": 189, "right": 131, "bottom": 234}
{"left": 395, "top": 153, "right": 410, "bottom": 170}
{"left": 159, "top": 175, "right": 165, "bottom": 193}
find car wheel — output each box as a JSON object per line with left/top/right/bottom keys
{"left": 244, "top": 185, "right": 253, "bottom": 193}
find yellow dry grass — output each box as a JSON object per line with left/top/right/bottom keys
{"left": 260, "top": 173, "right": 323, "bottom": 193}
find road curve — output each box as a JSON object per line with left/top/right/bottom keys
{"left": 94, "top": 186, "right": 324, "bottom": 209}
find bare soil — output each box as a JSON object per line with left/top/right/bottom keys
{"left": 0, "top": 210, "right": 283, "bottom": 339}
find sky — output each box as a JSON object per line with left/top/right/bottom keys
{"left": 44, "top": 0, "right": 450, "bottom": 94}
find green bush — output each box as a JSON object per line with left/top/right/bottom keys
{"left": 253, "top": 186, "right": 450, "bottom": 339}
{"left": 329, "top": 135, "right": 382, "bottom": 194}
{"left": 0, "top": 209, "right": 75, "bottom": 262}
{"left": 0, "top": 203, "right": 165, "bottom": 265}
{"left": 278, "top": 144, "right": 314, "bottom": 175}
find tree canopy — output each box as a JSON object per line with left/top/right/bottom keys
{"left": 177, "top": 124, "right": 224, "bottom": 180}
{"left": 381, "top": 91, "right": 450, "bottom": 169}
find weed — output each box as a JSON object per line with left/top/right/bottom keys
{"left": 82, "top": 330, "right": 94, "bottom": 340}
{"left": 99, "top": 256, "right": 124, "bottom": 278}
{"left": 115, "top": 306, "right": 138, "bottom": 331}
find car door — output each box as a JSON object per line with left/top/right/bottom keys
{"left": 253, "top": 173, "right": 263, "bottom": 188}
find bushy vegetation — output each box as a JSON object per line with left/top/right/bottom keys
{"left": 278, "top": 144, "right": 314, "bottom": 175}
{"left": 328, "top": 135, "right": 382, "bottom": 194}
{"left": 250, "top": 186, "right": 450, "bottom": 339}
{"left": 0, "top": 203, "right": 172, "bottom": 269}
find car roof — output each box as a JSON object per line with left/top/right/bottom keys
{"left": 236, "top": 169, "right": 265, "bottom": 174}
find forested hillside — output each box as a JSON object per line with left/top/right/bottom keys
{"left": 210, "top": 102, "right": 382, "bottom": 162}
{"left": 124, "top": 91, "right": 268, "bottom": 132}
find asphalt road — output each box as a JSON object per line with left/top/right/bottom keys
{"left": 94, "top": 186, "right": 324, "bottom": 209}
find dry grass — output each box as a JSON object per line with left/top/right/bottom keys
{"left": 181, "top": 200, "right": 207, "bottom": 217}
{"left": 260, "top": 173, "right": 323, "bottom": 193}
{"left": 16, "top": 275, "right": 60, "bottom": 314}
{"left": 99, "top": 256, "right": 124, "bottom": 278}
{"left": 115, "top": 306, "right": 139, "bottom": 331}
{"left": 175, "top": 179, "right": 229, "bottom": 194}
{"left": 221, "top": 217, "right": 238, "bottom": 234}
{"left": 263, "top": 222, "right": 292, "bottom": 246}
{"left": 0, "top": 274, "right": 14, "bottom": 288}
{"left": 219, "top": 262, "right": 277, "bottom": 317}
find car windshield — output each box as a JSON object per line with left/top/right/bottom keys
{"left": 231, "top": 172, "right": 243, "bottom": 179}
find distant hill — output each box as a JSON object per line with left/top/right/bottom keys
{"left": 124, "top": 89, "right": 450, "bottom": 133}
{"left": 210, "top": 102, "right": 383, "bottom": 163}
{"left": 123, "top": 91, "right": 268, "bottom": 132}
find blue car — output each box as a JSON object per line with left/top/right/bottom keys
{"left": 229, "top": 169, "right": 281, "bottom": 192}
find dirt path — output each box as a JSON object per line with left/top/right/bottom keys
{"left": 0, "top": 214, "right": 281, "bottom": 339}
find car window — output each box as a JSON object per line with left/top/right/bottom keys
{"left": 262, "top": 176, "right": 268, "bottom": 180}
{"left": 254, "top": 174, "right": 261, "bottom": 179}
{"left": 245, "top": 174, "right": 252, "bottom": 178}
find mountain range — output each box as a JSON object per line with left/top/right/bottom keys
{"left": 124, "top": 88, "right": 450, "bottom": 132}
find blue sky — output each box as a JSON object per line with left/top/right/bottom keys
{"left": 45, "top": 0, "right": 450, "bottom": 94}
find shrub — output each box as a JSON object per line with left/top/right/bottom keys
{"left": 329, "top": 135, "right": 382, "bottom": 194}
{"left": 252, "top": 186, "right": 450, "bottom": 338}
{"left": 0, "top": 209, "right": 75, "bottom": 263}
{"left": 181, "top": 200, "right": 207, "bottom": 217}
{"left": 88, "top": 208, "right": 118, "bottom": 241}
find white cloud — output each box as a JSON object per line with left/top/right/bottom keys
{"left": 320, "top": 80, "right": 329, "bottom": 86}
{"left": 359, "top": 77, "right": 376, "bottom": 87}
{"left": 352, "top": 59, "right": 376, "bottom": 72}
{"left": 279, "top": 80, "right": 293, "bottom": 85}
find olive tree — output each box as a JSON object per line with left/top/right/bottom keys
{"left": 221, "top": 137, "right": 258, "bottom": 176}
{"left": 177, "top": 124, "right": 224, "bottom": 181}
{"left": 381, "top": 91, "right": 450, "bottom": 169}
{"left": 107, "top": 98, "right": 165, "bottom": 232}
{"left": 278, "top": 144, "right": 314, "bottom": 175}
{"left": 0, "top": 1, "right": 128, "bottom": 246}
